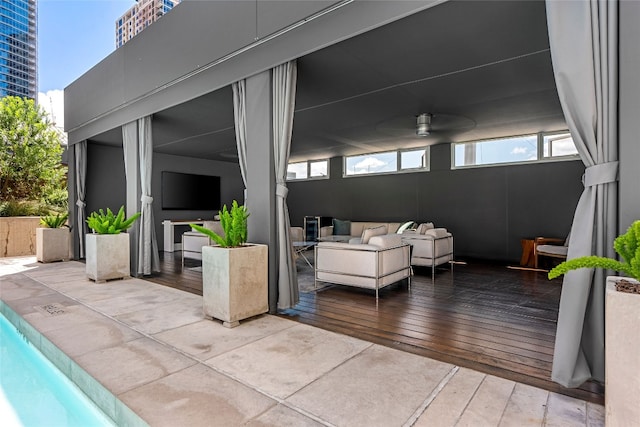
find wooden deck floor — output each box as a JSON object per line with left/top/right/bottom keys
{"left": 148, "top": 251, "right": 604, "bottom": 404}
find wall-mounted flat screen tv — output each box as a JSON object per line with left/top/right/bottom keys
{"left": 162, "top": 171, "right": 220, "bottom": 210}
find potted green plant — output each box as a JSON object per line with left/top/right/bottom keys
{"left": 190, "top": 200, "right": 268, "bottom": 328}
{"left": 85, "top": 206, "right": 140, "bottom": 282}
{"left": 549, "top": 220, "right": 639, "bottom": 426}
{"left": 36, "top": 213, "right": 70, "bottom": 263}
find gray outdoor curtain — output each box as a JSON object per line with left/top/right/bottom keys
{"left": 546, "top": 0, "right": 619, "bottom": 388}
{"left": 74, "top": 140, "right": 87, "bottom": 258}
{"left": 232, "top": 80, "right": 249, "bottom": 206}
{"left": 272, "top": 60, "right": 299, "bottom": 309}
{"left": 138, "top": 116, "right": 160, "bottom": 275}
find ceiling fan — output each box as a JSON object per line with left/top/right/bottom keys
{"left": 376, "top": 113, "right": 476, "bottom": 138}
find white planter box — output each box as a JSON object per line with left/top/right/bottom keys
{"left": 605, "top": 276, "right": 640, "bottom": 427}
{"left": 36, "top": 227, "right": 70, "bottom": 263}
{"left": 202, "top": 244, "right": 268, "bottom": 328}
{"left": 85, "top": 233, "right": 130, "bottom": 282}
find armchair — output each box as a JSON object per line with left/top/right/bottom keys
{"left": 314, "top": 234, "right": 411, "bottom": 299}
{"left": 401, "top": 228, "right": 454, "bottom": 283}
{"left": 534, "top": 235, "right": 569, "bottom": 269}
{"left": 181, "top": 221, "right": 224, "bottom": 268}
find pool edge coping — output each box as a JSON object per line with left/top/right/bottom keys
{"left": 0, "top": 300, "right": 148, "bottom": 427}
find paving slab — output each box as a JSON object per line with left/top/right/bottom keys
{"left": 74, "top": 336, "right": 198, "bottom": 395}
{"left": 498, "top": 382, "right": 549, "bottom": 426}
{"left": 286, "top": 344, "right": 455, "bottom": 427}
{"left": 545, "top": 392, "right": 589, "bottom": 427}
{"left": 44, "top": 316, "right": 143, "bottom": 357}
{"left": 246, "top": 404, "right": 326, "bottom": 427}
{"left": 414, "top": 367, "right": 485, "bottom": 426}
{"left": 118, "top": 363, "right": 276, "bottom": 427}
{"left": 114, "top": 298, "right": 203, "bottom": 334}
{"left": 153, "top": 315, "right": 296, "bottom": 361}
{"left": 455, "top": 374, "right": 515, "bottom": 427}
{"left": 207, "top": 323, "right": 372, "bottom": 399}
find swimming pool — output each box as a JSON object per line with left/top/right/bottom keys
{"left": 0, "top": 313, "right": 116, "bottom": 427}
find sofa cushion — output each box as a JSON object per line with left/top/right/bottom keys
{"left": 361, "top": 225, "right": 387, "bottom": 244}
{"left": 416, "top": 222, "right": 435, "bottom": 234}
{"left": 369, "top": 234, "right": 403, "bottom": 249}
{"left": 424, "top": 228, "right": 450, "bottom": 238}
{"left": 333, "top": 219, "right": 351, "bottom": 235}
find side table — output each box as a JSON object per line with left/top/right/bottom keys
{"left": 520, "top": 238, "right": 536, "bottom": 268}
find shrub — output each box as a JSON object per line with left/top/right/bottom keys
{"left": 40, "top": 212, "right": 68, "bottom": 228}
{"left": 190, "top": 200, "right": 249, "bottom": 248}
{"left": 0, "top": 200, "right": 56, "bottom": 217}
{"left": 87, "top": 206, "right": 140, "bottom": 234}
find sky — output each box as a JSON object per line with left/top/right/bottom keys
{"left": 37, "top": 0, "right": 136, "bottom": 129}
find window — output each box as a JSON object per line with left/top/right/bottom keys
{"left": 452, "top": 131, "right": 579, "bottom": 169}
{"left": 286, "top": 159, "right": 329, "bottom": 181}
{"left": 543, "top": 132, "right": 579, "bottom": 158}
{"left": 344, "top": 148, "right": 429, "bottom": 176}
{"left": 401, "top": 148, "right": 428, "bottom": 170}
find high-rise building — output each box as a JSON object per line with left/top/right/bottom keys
{"left": 0, "top": 0, "right": 37, "bottom": 99}
{"left": 116, "top": 0, "right": 181, "bottom": 48}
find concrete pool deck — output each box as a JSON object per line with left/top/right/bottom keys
{"left": 0, "top": 257, "right": 604, "bottom": 426}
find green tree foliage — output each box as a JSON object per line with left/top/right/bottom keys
{"left": 0, "top": 96, "right": 67, "bottom": 210}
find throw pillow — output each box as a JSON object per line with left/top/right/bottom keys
{"left": 333, "top": 218, "right": 351, "bottom": 235}
{"left": 361, "top": 225, "right": 387, "bottom": 244}
{"left": 396, "top": 221, "right": 416, "bottom": 234}
{"left": 416, "top": 222, "right": 435, "bottom": 234}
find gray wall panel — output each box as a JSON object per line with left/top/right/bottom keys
{"left": 85, "top": 144, "right": 127, "bottom": 219}
{"left": 66, "top": 0, "right": 438, "bottom": 142}
{"left": 86, "top": 143, "right": 244, "bottom": 249}
{"left": 287, "top": 146, "right": 583, "bottom": 262}
{"left": 122, "top": 1, "right": 257, "bottom": 99}
{"left": 65, "top": 52, "right": 126, "bottom": 131}
{"left": 152, "top": 153, "right": 245, "bottom": 248}
{"left": 257, "top": 1, "right": 340, "bottom": 39}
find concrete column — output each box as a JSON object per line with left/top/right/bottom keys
{"left": 244, "top": 70, "right": 278, "bottom": 313}
{"left": 123, "top": 123, "right": 141, "bottom": 277}
{"left": 619, "top": 1, "right": 640, "bottom": 232}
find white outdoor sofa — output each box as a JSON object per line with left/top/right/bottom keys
{"left": 314, "top": 234, "right": 411, "bottom": 299}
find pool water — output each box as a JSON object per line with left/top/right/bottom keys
{"left": 0, "top": 313, "right": 116, "bottom": 427}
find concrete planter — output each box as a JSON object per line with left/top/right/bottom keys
{"left": 36, "top": 227, "right": 70, "bottom": 263}
{"left": 0, "top": 216, "right": 40, "bottom": 257}
{"left": 605, "top": 276, "right": 640, "bottom": 427}
{"left": 202, "top": 243, "right": 268, "bottom": 328}
{"left": 85, "top": 233, "right": 130, "bottom": 282}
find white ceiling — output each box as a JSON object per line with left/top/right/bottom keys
{"left": 90, "top": 0, "right": 565, "bottom": 163}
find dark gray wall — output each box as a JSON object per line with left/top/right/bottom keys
{"left": 152, "top": 153, "right": 244, "bottom": 248}
{"left": 287, "top": 144, "right": 584, "bottom": 262}
{"left": 85, "top": 143, "right": 244, "bottom": 248}
{"left": 85, "top": 144, "right": 127, "bottom": 217}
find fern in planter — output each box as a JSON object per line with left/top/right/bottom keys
{"left": 40, "top": 212, "right": 68, "bottom": 228}
{"left": 548, "top": 220, "right": 640, "bottom": 281}
{"left": 190, "top": 200, "right": 249, "bottom": 248}
{"left": 87, "top": 206, "right": 140, "bottom": 234}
